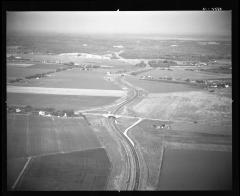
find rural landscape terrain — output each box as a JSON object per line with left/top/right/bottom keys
{"left": 6, "top": 12, "right": 232, "bottom": 191}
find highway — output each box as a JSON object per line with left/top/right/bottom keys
{"left": 107, "top": 76, "right": 141, "bottom": 190}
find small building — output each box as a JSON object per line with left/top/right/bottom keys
{"left": 39, "top": 111, "right": 45, "bottom": 116}
{"left": 16, "top": 108, "right": 21, "bottom": 113}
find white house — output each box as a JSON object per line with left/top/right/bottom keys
{"left": 39, "top": 111, "right": 45, "bottom": 116}
{"left": 16, "top": 108, "right": 21, "bottom": 113}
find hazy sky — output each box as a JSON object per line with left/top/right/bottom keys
{"left": 7, "top": 11, "right": 231, "bottom": 36}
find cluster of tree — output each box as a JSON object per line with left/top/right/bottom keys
{"left": 8, "top": 78, "right": 24, "bottom": 83}
{"left": 131, "top": 69, "right": 151, "bottom": 76}
{"left": 111, "top": 53, "right": 119, "bottom": 59}
{"left": 135, "top": 61, "right": 146, "bottom": 68}
{"left": 148, "top": 60, "right": 177, "bottom": 68}
{"left": 64, "top": 62, "right": 75, "bottom": 66}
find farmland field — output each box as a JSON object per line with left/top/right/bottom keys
{"left": 7, "top": 86, "right": 124, "bottom": 97}
{"left": 7, "top": 114, "right": 28, "bottom": 158}
{"left": 131, "top": 91, "right": 232, "bottom": 122}
{"left": 27, "top": 63, "right": 68, "bottom": 69}
{"left": 7, "top": 113, "right": 110, "bottom": 190}
{"left": 16, "top": 148, "right": 111, "bottom": 190}
{"left": 7, "top": 23, "right": 232, "bottom": 191}
{"left": 7, "top": 66, "right": 55, "bottom": 81}
{"left": 7, "top": 114, "right": 102, "bottom": 157}
{"left": 11, "top": 68, "right": 121, "bottom": 90}
{"left": 125, "top": 75, "right": 199, "bottom": 93}
{"left": 7, "top": 93, "right": 119, "bottom": 110}
{"left": 158, "top": 149, "right": 232, "bottom": 190}
{"left": 86, "top": 115, "right": 129, "bottom": 190}
{"left": 127, "top": 118, "right": 232, "bottom": 190}
{"left": 7, "top": 157, "right": 28, "bottom": 190}
{"left": 128, "top": 120, "right": 165, "bottom": 190}
{"left": 138, "top": 68, "right": 231, "bottom": 80}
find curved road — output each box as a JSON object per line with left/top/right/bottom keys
{"left": 108, "top": 76, "right": 141, "bottom": 190}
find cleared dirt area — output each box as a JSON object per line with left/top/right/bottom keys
{"left": 11, "top": 68, "right": 121, "bottom": 90}
{"left": 132, "top": 91, "right": 232, "bottom": 123}
{"left": 16, "top": 148, "right": 111, "bottom": 190}
{"left": 158, "top": 149, "right": 232, "bottom": 190}
{"left": 7, "top": 86, "right": 125, "bottom": 97}
{"left": 7, "top": 93, "right": 119, "bottom": 110}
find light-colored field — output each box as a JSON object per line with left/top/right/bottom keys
{"left": 7, "top": 86, "right": 125, "bottom": 97}
{"left": 125, "top": 76, "right": 199, "bottom": 93}
{"left": 7, "top": 63, "right": 35, "bottom": 67}
{"left": 12, "top": 68, "right": 121, "bottom": 90}
{"left": 132, "top": 91, "right": 232, "bottom": 123}
{"left": 138, "top": 68, "right": 231, "bottom": 80}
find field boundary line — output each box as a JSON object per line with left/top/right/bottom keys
{"left": 51, "top": 117, "right": 63, "bottom": 153}
{"left": 11, "top": 156, "right": 32, "bottom": 190}
{"left": 30, "top": 147, "right": 105, "bottom": 159}
{"left": 157, "top": 144, "right": 165, "bottom": 188}
{"left": 26, "top": 114, "right": 29, "bottom": 156}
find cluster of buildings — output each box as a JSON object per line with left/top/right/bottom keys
{"left": 7, "top": 105, "right": 81, "bottom": 118}
{"left": 188, "top": 79, "right": 231, "bottom": 89}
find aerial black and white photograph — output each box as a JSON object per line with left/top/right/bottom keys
{"left": 6, "top": 10, "right": 232, "bottom": 191}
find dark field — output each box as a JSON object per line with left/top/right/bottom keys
{"left": 126, "top": 75, "right": 199, "bottom": 93}
{"left": 7, "top": 113, "right": 108, "bottom": 190}
{"left": 7, "top": 93, "right": 119, "bottom": 110}
{"left": 7, "top": 114, "right": 28, "bottom": 158}
{"left": 16, "top": 148, "right": 111, "bottom": 190}
{"left": 158, "top": 149, "right": 232, "bottom": 190}
{"left": 27, "top": 63, "right": 68, "bottom": 69}
{"left": 7, "top": 157, "right": 28, "bottom": 189}
{"left": 7, "top": 66, "right": 54, "bottom": 81}
{"left": 12, "top": 69, "right": 121, "bottom": 90}
{"left": 128, "top": 119, "right": 232, "bottom": 190}
{"left": 7, "top": 114, "right": 102, "bottom": 158}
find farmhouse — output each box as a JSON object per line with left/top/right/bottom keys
{"left": 39, "top": 111, "right": 45, "bottom": 116}
{"left": 16, "top": 108, "right": 21, "bottom": 113}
